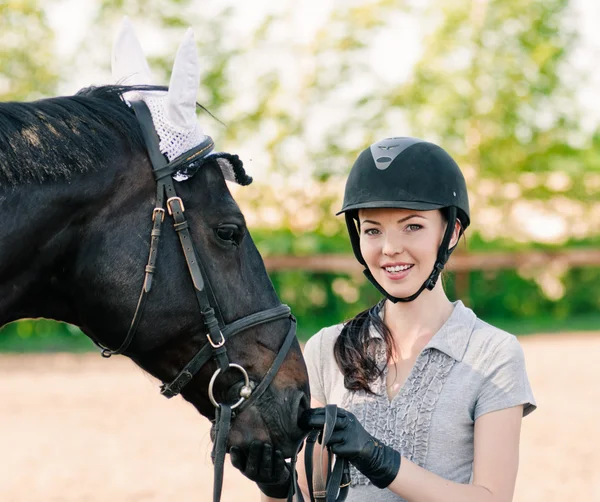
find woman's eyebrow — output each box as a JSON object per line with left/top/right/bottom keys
{"left": 361, "top": 214, "right": 427, "bottom": 225}
{"left": 398, "top": 215, "right": 427, "bottom": 223}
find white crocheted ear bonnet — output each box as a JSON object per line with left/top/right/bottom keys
{"left": 111, "top": 18, "right": 250, "bottom": 184}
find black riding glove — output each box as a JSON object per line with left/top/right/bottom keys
{"left": 300, "top": 407, "right": 401, "bottom": 489}
{"left": 230, "top": 441, "right": 291, "bottom": 499}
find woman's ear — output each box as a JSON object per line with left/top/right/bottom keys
{"left": 448, "top": 219, "right": 462, "bottom": 249}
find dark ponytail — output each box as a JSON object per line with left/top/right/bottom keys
{"left": 333, "top": 300, "right": 394, "bottom": 394}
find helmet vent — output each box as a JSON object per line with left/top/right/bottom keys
{"left": 375, "top": 156, "right": 393, "bottom": 170}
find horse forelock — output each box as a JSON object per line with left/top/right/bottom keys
{"left": 0, "top": 85, "right": 150, "bottom": 186}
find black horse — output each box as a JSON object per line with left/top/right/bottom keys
{"left": 0, "top": 86, "right": 310, "bottom": 463}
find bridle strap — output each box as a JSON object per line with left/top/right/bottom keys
{"left": 95, "top": 133, "right": 169, "bottom": 358}
{"left": 221, "top": 304, "right": 291, "bottom": 338}
{"left": 95, "top": 99, "right": 306, "bottom": 502}
{"left": 234, "top": 313, "right": 297, "bottom": 414}
{"left": 160, "top": 305, "right": 293, "bottom": 399}
{"left": 211, "top": 404, "right": 233, "bottom": 502}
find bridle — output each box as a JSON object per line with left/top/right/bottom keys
{"left": 94, "top": 100, "right": 299, "bottom": 501}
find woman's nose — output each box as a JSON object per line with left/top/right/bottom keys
{"left": 382, "top": 236, "right": 403, "bottom": 256}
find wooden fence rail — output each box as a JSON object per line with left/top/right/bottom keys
{"left": 263, "top": 248, "right": 600, "bottom": 274}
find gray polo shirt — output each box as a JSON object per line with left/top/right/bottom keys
{"left": 303, "top": 301, "right": 536, "bottom": 502}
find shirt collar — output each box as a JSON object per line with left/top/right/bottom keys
{"left": 368, "top": 300, "right": 476, "bottom": 362}
{"left": 423, "top": 300, "right": 476, "bottom": 361}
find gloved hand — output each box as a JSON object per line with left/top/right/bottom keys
{"left": 300, "top": 407, "right": 401, "bottom": 489}
{"left": 230, "top": 441, "right": 291, "bottom": 499}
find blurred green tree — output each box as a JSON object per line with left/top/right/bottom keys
{"left": 387, "top": 0, "right": 600, "bottom": 244}
{"left": 0, "top": 0, "right": 59, "bottom": 100}
{"left": 226, "top": 0, "right": 599, "bottom": 246}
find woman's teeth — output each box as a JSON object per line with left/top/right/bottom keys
{"left": 384, "top": 264, "right": 412, "bottom": 272}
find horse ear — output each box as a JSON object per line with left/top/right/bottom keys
{"left": 111, "top": 16, "right": 154, "bottom": 85}
{"left": 166, "top": 28, "right": 202, "bottom": 130}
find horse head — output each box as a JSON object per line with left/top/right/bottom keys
{"left": 0, "top": 20, "right": 309, "bottom": 460}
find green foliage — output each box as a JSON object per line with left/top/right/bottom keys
{"left": 268, "top": 267, "right": 383, "bottom": 339}
{"left": 0, "top": 0, "right": 59, "bottom": 99}
{"left": 384, "top": 0, "right": 599, "bottom": 243}
{"left": 391, "top": 0, "right": 598, "bottom": 211}
{"left": 227, "top": 0, "right": 600, "bottom": 247}
{"left": 0, "top": 320, "right": 93, "bottom": 352}
{"left": 460, "top": 267, "right": 600, "bottom": 320}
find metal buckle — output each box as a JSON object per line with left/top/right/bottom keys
{"left": 152, "top": 208, "right": 165, "bottom": 222}
{"left": 207, "top": 331, "right": 226, "bottom": 348}
{"left": 166, "top": 197, "right": 185, "bottom": 215}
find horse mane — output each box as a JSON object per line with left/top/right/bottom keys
{"left": 0, "top": 85, "right": 161, "bottom": 186}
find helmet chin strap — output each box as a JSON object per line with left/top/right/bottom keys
{"left": 346, "top": 208, "right": 459, "bottom": 303}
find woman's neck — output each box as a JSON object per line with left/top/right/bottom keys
{"left": 383, "top": 284, "right": 455, "bottom": 359}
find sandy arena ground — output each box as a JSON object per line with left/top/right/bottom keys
{"left": 1, "top": 334, "right": 599, "bottom": 502}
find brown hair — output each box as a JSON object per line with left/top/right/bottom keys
{"left": 333, "top": 300, "right": 393, "bottom": 394}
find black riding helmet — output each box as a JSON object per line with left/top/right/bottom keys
{"left": 338, "top": 137, "right": 470, "bottom": 303}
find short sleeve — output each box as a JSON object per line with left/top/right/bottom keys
{"left": 474, "top": 336, "right": 536, "bottom": 420}
{"left": 303, "top": 330, "right": 327, "bottom": 404}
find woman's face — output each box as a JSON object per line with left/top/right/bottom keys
{"left": 358, "top": 207, "right": 460, "bottom": 298}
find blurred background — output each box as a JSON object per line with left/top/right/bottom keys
{"left": 0, "top": 1, "right": 599, "bottom": 501}
{"left": 0, "top": 0, "right": 599, "bottom": 348}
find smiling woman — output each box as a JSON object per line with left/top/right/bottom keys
{"left": 230, "top": 137, "right": 536, "bottom": 502}
{"left": 357, "top": 208, "right": 461, "bottom": 302}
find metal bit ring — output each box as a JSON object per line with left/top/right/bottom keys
{"left": 208, "top": 363, "right": 252, "bottom": 410}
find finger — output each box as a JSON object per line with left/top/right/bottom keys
{"left": 245, "top": 441, "right": 263, "bottom": 479}
{"left": 273, "top": 450, "right": 286, "bottom": 479}
{"left": 304, "top": 407, "right": 349, "bottom": 419}
{"left": 328, "top": 441, "right": 350, "bottom": 458}
{"left": 299, "top": 408, "right": 325, "bottom": 429}
{"left": 229, "top": 446, "right": 247, "bottom": 471}
{"left": 327, "top": 430, "right": 357, "bottom": 459}
{"left": 326, "top": 430, "right": 347, "bottom": 446}
{"left": 302, "top": 411, "right": 349, "bottom": 431}
{"left": 259, "top": 443, "right": 273, "bottom": 479}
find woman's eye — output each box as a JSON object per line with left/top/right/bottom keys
{"left": 215, "top": 224, "right": 242, "bottom": 245}
{"left": 364, "top": 228, "right": 380, "bottom": 236}
{"left": 406, "top": 224, "right": 422, "bottom": 232}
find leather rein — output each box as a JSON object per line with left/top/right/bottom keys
{"left": 94, "top": 100, "right": 299, "bottom": 501}
{"left": 289, "top": 404, "right": 351, "bottom": 502}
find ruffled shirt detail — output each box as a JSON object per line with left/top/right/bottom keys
{"left": 342, "top": 345, "right": 456, "bottom": 487}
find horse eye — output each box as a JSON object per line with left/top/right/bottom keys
{"left": 215, "top": 224, "right": 241, "bottom": 244}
